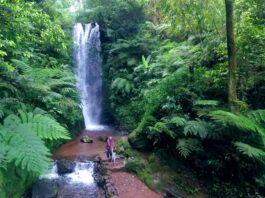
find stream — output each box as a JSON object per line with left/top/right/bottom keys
{"left": 31, "top": 160, "right": 104, "bottom": 198}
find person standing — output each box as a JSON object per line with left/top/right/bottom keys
{"left": 106, "top": 136, "right": 115, "bottom": 161}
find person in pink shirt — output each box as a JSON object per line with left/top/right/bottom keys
{"left": 105, "top": 136, "right": 115, "bottom": 161}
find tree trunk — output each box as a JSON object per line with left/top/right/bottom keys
{"left": 225, "top": 0, "right": 238, "bottom": 112}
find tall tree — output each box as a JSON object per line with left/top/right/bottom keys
{"left": 225, "top": 0, "right": 238, "bottom": 112}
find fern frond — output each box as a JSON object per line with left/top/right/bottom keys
{"left": 176, "top": 138, "right": 202, "bottom": 158}
{"left": 234, "top": 142, "right": 265, "bottom": 160}
{"left": 111, "top": 77, "right": 132, "bottom": 94}
{"left": 246, "top": 110, "right": 265, "bottom": 125}
{"left": 17, "top": 110, "right": 70, "bottom": 140}
{"left": 0, "top": 82, "right": 18, "bottom": 95}
{"left": 61, "top": 87, "right": 77, "bottom": 95}
{"left": 169, "top": 116, "right": 187, "bottom": 127}
{"left": 48, "top": 80, "right": 75, "bottom": 89}
{"left": 193, "top": 99, "right": 219, "bottom": 107}
{"left": 184, "top": 120, "right": 209, "bottom": 138}
{"left": 209, "top": 110, "right": 265, "bottom": 142}
{"left": 53, "top": 98, "right": 79, "bottom": 109}
{"left": 6, "top": 126, "right": 51, "bottom": 174}
{"left": 0, "top": 141, "right": 7, "bottom": 170}
{"left": 11, "top": 59, "right": 32, "bottom": 74}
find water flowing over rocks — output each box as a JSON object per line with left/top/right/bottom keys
{"left": 31, "top": 159, "right": 104, "bottom": 198}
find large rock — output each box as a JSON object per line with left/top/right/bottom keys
{"left": 80, "top": 135, "right": 93, "bottom": 143}
{"left": 31, "top": 179, "right": 60, "bottom": 198}
{"left": 57, "top": 160, "right": 75, "bottom": 175}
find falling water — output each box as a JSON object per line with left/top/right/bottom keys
{"left": 73, "top": 23, "right": 103, "bottom": 129}
{"left": 34, "top": 161, "right": 103, "bottom": 198}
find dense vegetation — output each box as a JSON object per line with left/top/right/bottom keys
{"left": 84, "top": 0, "right": 265, "bottom": 197}
{"left": 0, "top": 0, "right": 82, "bottom": 197}
{"left": 1, "top": 0, "right": 265, "bottom": 197}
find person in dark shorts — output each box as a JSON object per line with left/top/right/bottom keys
{"left": 105, "top": 136, "right": 115, "bottom": 161}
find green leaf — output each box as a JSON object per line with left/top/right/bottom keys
{"left": 234, "top": 142, "right": 265, "bottom": 160}
{"left": 209, "top": 110, "right": 265, "bottom": 143}
{"left": 176, "top": 138, "right": 202, "bottom": 158}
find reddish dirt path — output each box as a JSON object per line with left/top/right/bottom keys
{"left": 54, "top": 130, "right": 163, "bottom": 198}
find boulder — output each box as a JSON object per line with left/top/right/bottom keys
{"left": 31, "top": 179, "right": 59, "bottom": 198}
{"left": 80, "top": 135, "right": 93, "bottom": 143}
{"left": 98, "top": 135, "right": 108, "bottom": 142}
{"left": 57, "top": 160, "right": 75, "bottom": 175}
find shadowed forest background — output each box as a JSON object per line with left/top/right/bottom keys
{"left": 1, "top": 0, "right": 265, "bottom": 197}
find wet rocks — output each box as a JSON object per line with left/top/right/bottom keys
{"left": 94, "top": 161, "right": 119, "bottom": 198}
{"left": 80, "top": 135, "right": 93, "bottom": 143}
{"left": 105, "top": 181, "right": 119, "bottom": 198}
{"left": 31, "top": 179, "right": 60, "bottom": 198}
{"left": 164, "top": 187, "right": 186, "bottom": 198}
{"left": 57, "top": 159, "right": 75, "bottom": 175}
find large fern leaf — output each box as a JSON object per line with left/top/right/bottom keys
{"left": 246, "top": 110, "right": 265, "bottom": 125}
{"left": 183, "top": 120, "right": 209, "bottom": 138}
{"left": 17, "top": 110, "right": 70, "bottom": 140}
{"left": 111, "top": 77, "right": 132, "bottom": 94}
{"left": 0, "top": 82, "right": 18, "bottom": 95}
{"left": 209, "top": 110, "right": 265, "bottom": 143}
{"left": 5, "top": 126, "right": 51, "bottom": 175}
{"left": 148, "top": 121, "right": 175, "bottom": 139}
{"left": 176, "top": 138, "right": 202, "bottom": 158}
{"left": 234, "top": 142, "right": 265, "bottom": 160}
{"left": 169, "top": 116, "right": 187, "bottom": 127}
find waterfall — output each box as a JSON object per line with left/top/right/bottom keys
{"left": 73, "top": 23, "right": 103, "bottom": 129}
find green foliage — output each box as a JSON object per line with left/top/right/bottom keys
{"left": 234, "top": 142, "right": 265, "bottom": 160}
{"left": 169, "top": 116, "right": 187, "bottom": 127}
{"left": 193, "top": 99, "right": 219, "bottom": 107}
{"left": 246, "top": 110, "right": 265, "bottom": 125}
{"left": 125, "top": 158, "right": 145, "bottom": 175}
{"left": 183, "top": 120, "right": 210, "bottom": 139}
{"left": 0, "top": 109, "right": 70, "bottom": 197}
{"left": 176, "top": 138, "right": 202, "bottom": 158}
{"left": 0, "top": 0, "right": 81, "bottom": 196}
{"left": 17, "top": 110, "right": 70, "bottom": 140}
{"left": 209, "top": 110, "right": 265, "bottom": 143}
{"left": 116, "top": 138, "right": 136, "bottom": 158}
{"left": 111, "top": 77, "right": 133, "bottom": 96}
{"left": 0, "top": 110, "right": 69, "bottom": 175}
